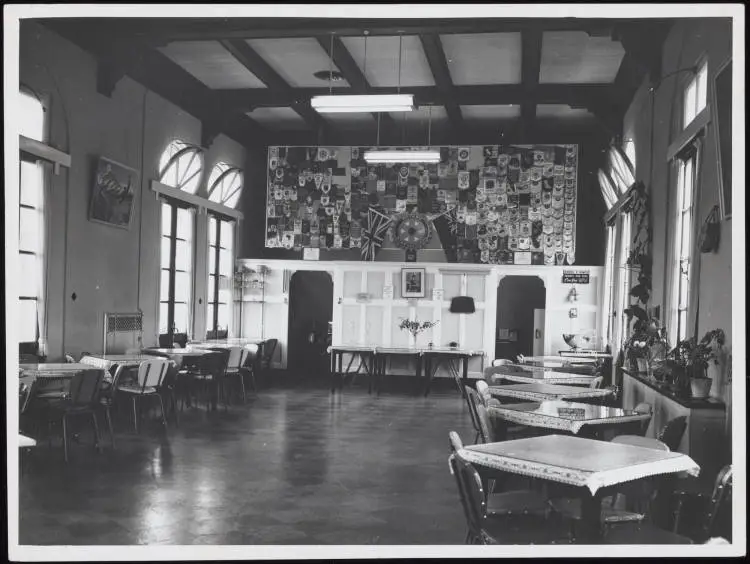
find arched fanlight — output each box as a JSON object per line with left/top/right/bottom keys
{"left": 158, "top": 140, "right": 204, "bottom": 195}
{"left": 609, "top": 145, "right": 636, "bottom": 192}
{"left": 207, "top": 162, "right": 243, "bottom": 209}
{"left": 598, "top": 168, "right": 619, "bottom": 209}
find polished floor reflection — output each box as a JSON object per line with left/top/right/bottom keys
{"left": 19, "top": 377, "right": 475, "bottom": 545}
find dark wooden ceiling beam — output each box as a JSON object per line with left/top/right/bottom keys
{"left": 39, "top": 20, "right": 272, "bottom": 148}
{"left": 520, "top": 28, "right": 543, "bottom": 138}
{"left": 216, "top": 83, "right": 617, "bottom": 110}
{"left": 98, "top": 17, "right": 636, "bottom": 42}
{"left": 219, "top": 39, "right": 325, "bottom": 132}
{"left": 419, "top": 34, "right": 462, "bottom": 129}
{"left": 314, "top": 35, "right": 398, "bottom": 136}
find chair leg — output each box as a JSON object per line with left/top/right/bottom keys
{"left": 105, "top": 407, "right": 116, "bottom": 449}
{"left": 62, "top": 415, "right": 69, "bottom": 463}
{"left": 91, "top": 411, "right": 102, "bottom": 453}
{"left": 157, "top": 394, "right": 168, "bottom": 428}
{"left": 132, "top": 396, "right": 139, "bottom": 434}
{"left": 239, "top": 374, "right": 246, "bottom": 403}
{"left": 171, "top": 390, "right": 179, "bottom": 427}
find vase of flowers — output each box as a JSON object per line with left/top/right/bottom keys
{"left": 398, "top": 318, "right": 438, "bottom": 347}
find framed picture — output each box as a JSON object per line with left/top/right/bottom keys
{"left": 712, "top": 57, "right": 732, "bottom": 219}
{"left": 89, "top": 157, "right": 138, "bottom": 229}
{"left": 401, "top": 267, "right": 426, "bottom": 298}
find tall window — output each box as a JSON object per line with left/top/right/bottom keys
{"left": 673, "top": 151, "right": 696, "bottom": 342}
{"left": 18, "top": 91, "right": 46, "bottom": 346}
{"left": 207, "top": 162, "right": 243, "bottom": 208}
{"left": 602, "top": 224, "right": 617, "bottom": 347}
{"left": 207, "top": 215, "right": 235, "bottom": 336}
{"left": 683, "top": 60, "right": 708, "bottom": 129}
{"left": 157, "top": 141, "right": 203, "bottom": 342}
{"left": 616, "top": 213, "right": 632, "bottom": 346}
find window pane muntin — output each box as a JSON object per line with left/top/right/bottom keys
{"left": 173, "top": 304, "right": 189, "bottom": 334}
{"left": 175, "top": 239, "right": 192, "bottom": 272}
{"left": 18, "top": 299, "right": 38, "bottom": 342}
{"left": 20, "top": 160, "right": 43, "bottom": 208}
{"left": 19, "top": 92, "right": 45, "bottom": 142}
{"left": 220, "top": 220, "right": 234, "bottom": 251}
{"left": 174, "top": 271, "right": 191, "bottom": 304}
{"left": 209, "top": 216, "right": 217, "bottom": 245}
{"left": 19, "top": 206, "right": 41, "bottom": 253}
{"left": 176, "top": 207, "right": 193, "bottom": 241}
{"left": 696, "top": 61, "right": 708, "bottom": 115}
{"left": 19, "top": 253, "right": 40, "bottom": 297}
{"left": 684, "top": 78, "right": 697, "bottom": 127}
{"left": 158, "top": 141, "right": 204, "bottom": 194}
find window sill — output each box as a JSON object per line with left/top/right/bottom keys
{"left": 667, "top": 107, "right": 711, "bottom": 162}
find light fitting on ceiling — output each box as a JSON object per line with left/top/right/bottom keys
{"left": 363, "top": 149, "right": 440, "bottom": 164}
{"left": 311, "top": 94, "right": 414, "bottom": 114}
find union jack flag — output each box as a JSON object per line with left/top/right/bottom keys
{"left": 361, "top": 207, "right": 392, "bottom": 261}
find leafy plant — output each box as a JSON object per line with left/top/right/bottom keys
{"left": 661, "top": 329, "right": 726, "bottom": 379}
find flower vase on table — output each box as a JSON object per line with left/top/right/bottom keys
{"left": 398, "top": 318, "right": 438, "bottom": 349}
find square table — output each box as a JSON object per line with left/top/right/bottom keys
{"left": 328, "top": 345, "right": 377, "bottom": 393}
{"left": 488, "top": 383, "right": 613, "bottom": 402}
{"left": 458, "top": 434, "right": 700, "bottom": 542}
{"left": 488, "top": 400, "right": 652, "bottom": 437}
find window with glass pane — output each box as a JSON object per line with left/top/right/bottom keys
{"left": 602, "top": 225, "right": 617, "bottom": 345}
{"left": 683, "top": 60, "right": 708, "bottom": 129}
{"left": 207, "top": 213, "right": 235, "bottom": 336}
{"left": 158, "top": 201, "right": 194, "bottom": 341}
{"left": 207, "top": 162, "right": 243, "bottom": 209}
{"left": 18, "top": 91, "right": 46, "bottom": 345}
{"left": 617, "top": 214, "right": 632, "bottom": 344}
{"left": 675, "top": 154, "right": 695, "bottom": 342}
{"left": 158, "top": 140, "right": 204, "bottom": 195}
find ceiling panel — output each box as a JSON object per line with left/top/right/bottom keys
{"left": 540, "top": 31, "right": 625, "bottom": 84}
{"left": 536, "top": 104, "right": 595, "bottom": 120}
{"left": 159, "top": 41, "right": 267, "bottom": 89}
{"left": 246, "top": 38, "right": 350, "bottom": 88}
{"left": 460, "top": 104, "right": 521, "bottom": 120}
{"left": 246, "top": 107, "right": 309, "bottom": 130}
{"left": 389, "top": 105, "right": 449, "bottom": 124}
{"left": 440, "top": 33, "right": 522, "bottom": 85}
{"left": 341, "top": 35, "right": 435, "bottom": 87}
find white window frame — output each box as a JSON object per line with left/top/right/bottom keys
{"left": 613, "top": 212, "right": 633, "bottom": 351}
{"left": 683, "top": 59, "right": 709, "bottom": 130}
{"left": 601, "top": 223, "right": 618, "bottom": 348}
{"left": 207, "top": 213, "right": 236, "bottom": 338}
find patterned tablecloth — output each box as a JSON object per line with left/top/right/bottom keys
{"left": 489, "top": 383, "right": 612, "bottom": 402}
{"left": 488, "top": 370, "right": 597, "bottom": 386}
{"left": 79, "top": 354, "right": 162, "bottom": 370}
{"left": 190, "top": 341, "right": 261, "bottom": 353}
{"left": 459, "top": 434, "right": 700, "bottom": 494}
{"left": 519, "top": 355, "right": 598, "bottom": 365}
{"left": 489, "top": 400, "right": 651, "bottom": 434}
{"left": 19, "top": 363, "right": 97, "bottom": 379}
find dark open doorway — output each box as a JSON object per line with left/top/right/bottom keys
{"left": 287, "top": 271, "right": 333, "bottom": 378}
{"left": 495, "top": 276, "right": 546, "bottom": 361}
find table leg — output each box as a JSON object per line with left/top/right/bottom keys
{"left": 578, "top": 491, "right": 604, "bottom": 543}
{"left": 416, "top": 354, "right": 423, "bottom": 396}
{"left": 462, "top": 355, "right": 469, "bottom": 388}
{"left": 363, "top": 354, "right": 373, "bottom": 395}
{"left": 423, "top": 355, "right": 432, "bottom": 397}
{"left": 330, "top": 351, "right": 337, "bottom": 393}
{"left": 376, "top": 355, "right": 383, "bottom": 397}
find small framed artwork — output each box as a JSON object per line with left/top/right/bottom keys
{"left": 401, "top": 267, "right": 426, "bottom": 299}
{"left": 89, "top": 157, "right": 138, "bottom": 229}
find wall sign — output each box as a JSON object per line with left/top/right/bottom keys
{"left": 303, "top": 247, "right": 320, "bottom": 261}
{"left": 562, "top": 270, "right": 590, "bottom": 284}
{"left": 383, "top": 285, "right": 394, "bottom": 300}
{"left": 265, "top": 144, "right": 579, "bottom": 264}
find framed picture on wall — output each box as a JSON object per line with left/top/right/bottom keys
{"left": 89, "top": 157, "right": 138, "bottom": 229}
{"left": 712, "top": 57, "right": 732, "bottom": 219}
{"left": 401, "top": 267, "right": 426, "bottom": 298}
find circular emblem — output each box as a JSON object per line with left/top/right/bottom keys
{"left": 389, "top": 213, "right": 432, "bottom": 251}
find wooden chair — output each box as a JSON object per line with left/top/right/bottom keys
{"left": 449, "top": 451, "right": 571, "bottom": 545}
{"left": 189, "top": 349, "right": 231, "bottom": 410}
{"left": 670, "top": 465, "right": 733, "bottom": 543}
{"left": 97, "top": 364, "right": 126, "bottom": 449}
{"left": 657, "top": 416, "right": 688, "bottom": 452}
{"left": 224, "top": 346, "right": 253, "bottom": 403}
{"left": 40, "top": 369, "right": 104, "bottom": 462}
{"left": 116, "top": 358, "right": 170, "bottom": 432}
{"left": 259, "top": 338, "right": 278, "bottom": 377}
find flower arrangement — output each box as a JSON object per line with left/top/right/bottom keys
{"left": 398, "top": 318, "right": 438, "bottom": 339}
{"left": 661, "top": 329, "right": 725, "bottom": 379}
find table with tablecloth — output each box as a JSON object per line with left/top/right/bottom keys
{"left": 489, "top": 383, "right": 613, "bottom": 403}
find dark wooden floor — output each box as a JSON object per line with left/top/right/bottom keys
{"left": 18, "top": 375, "right": 478, "bottom": 545}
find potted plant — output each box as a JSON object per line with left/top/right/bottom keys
{"left": 622, "top": 307, "right": 665, "bottom": 374}
{"left": 660, "top": 329, "right": 725, "bottom": 399}
{"left": 398, "top": 318, "right": 438, "bottom": 347}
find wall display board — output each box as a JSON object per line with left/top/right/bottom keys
{"left": 265, "top": 145, "right": 578, "bottom": 265}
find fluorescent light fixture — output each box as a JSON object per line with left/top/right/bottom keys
{"left": 364, "top": 150, "right": 441, "bottom": 164}
{"left": 311, "top": 94, "right": 414, "bottom": 113}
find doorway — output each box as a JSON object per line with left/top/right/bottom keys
{"left": 287, "top": 271, "right": 333, "bottom": 378}
{"left": 496, "top": 276, "right": 546, "bottom": 360}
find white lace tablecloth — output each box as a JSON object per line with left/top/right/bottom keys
{"left": 79, "top": 354, "right": 161, "bottom": 370}
{"left": 490, "top": 372, "right": 596, "bottom": 386}
{"left": 489, "top": 403, "right": 651, "bottom": 434}
{"left": 489, "top": 383, "right": 612, "bottom": 402}
{"left": 459, "top": 434, "right": 700, "bottom": 494}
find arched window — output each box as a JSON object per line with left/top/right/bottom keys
{"left": 158, "top": 140, "right": 204, "bottom": 194}
{"left": 623, "top": 139, "right": 636, "bottom": 178}
{"left": 608, "top": 146, "right": 635, "bottom": 193}
{"left": 207, "top": 162, "right": 243, "bottom": 208}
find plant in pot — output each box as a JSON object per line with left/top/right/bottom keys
{"left": 659, "top": 329, "right": 725, "bottom": 399}
{"left": 622, "top": 305, "right": 664, "bottom": 374}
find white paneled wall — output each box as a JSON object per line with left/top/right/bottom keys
{"left": 236, "top": 259, "right": 603, "bottom": 376}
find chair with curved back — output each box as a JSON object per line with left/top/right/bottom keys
{"left": 259, "top": 339, "right": 278, "bottom": 379}
{"left": 116, "top": 358, "right": 170, "bottom": 432}
{"left": 449, "top": 449, "right": 570, "bottom": 545}
{"left": 633, "top": 402, "right": 653, "bottom": 436}
{"left": 189, "top": 349, "right": 231, "bottom": 410}
{"left": 97, "top": 363, "right": 126, "bottom": 449}
{"left": 464, "top": 387, "right": 485, "bottom": 444}
{"left": 657, "top": 416, "right": 688, "bottom": 452}
{"left": 224, "top": 346, "right": 253, "bottom": 403}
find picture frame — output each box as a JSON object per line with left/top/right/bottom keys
{"left": 711, "top": 57, "right": 732, "bottom": 219}
{"left": 89, "top": 156, "right": 139, "bottom": 229}
{"left": 401, "top": 267, "right": 426, "bottom": 298}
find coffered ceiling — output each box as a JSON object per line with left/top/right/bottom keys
{"left": 35, "top": 17, "right": 674, "bottom": 148}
